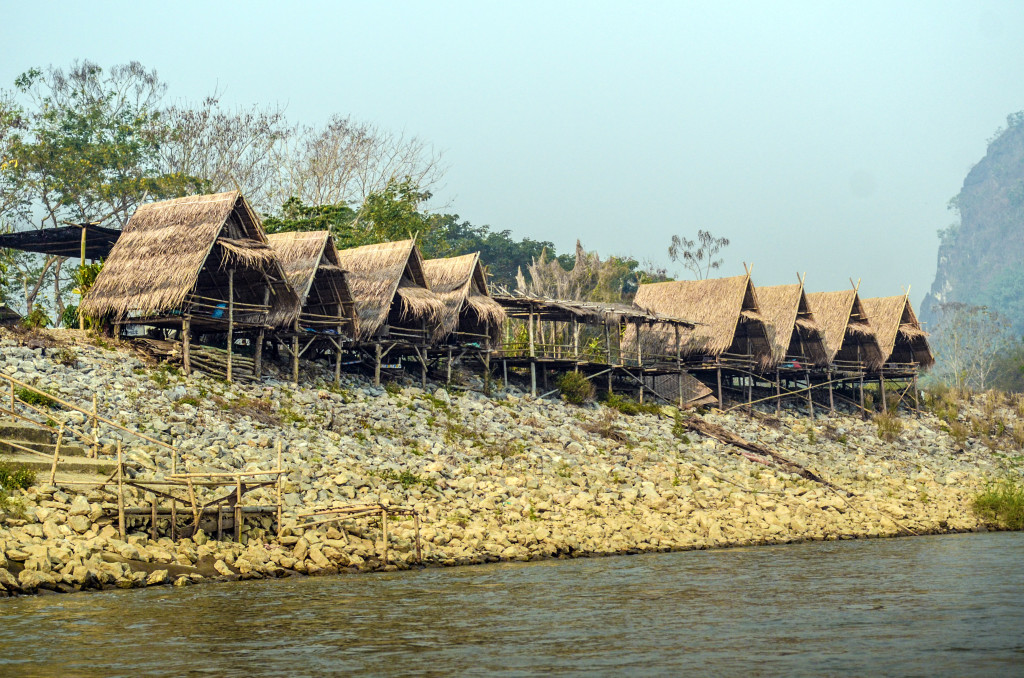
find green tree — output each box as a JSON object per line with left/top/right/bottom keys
{"left": 1, "top": 61, "right": 202, "bottom": 316}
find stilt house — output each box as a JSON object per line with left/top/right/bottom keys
{"left": 267, "top": 231, "right": 356, "bottom": 336}
{"left": 81, "top": 191, "right": 298, "bottom": 331}
{"left": 334, "top": 239, "right": 445, "bottom": 343}
{"left": 805, "top": 289, "right": 884, "bottom": 371}
{"left": 861, "top": 295, "right": 934, "bottom": 369}
{"left": 633, "top": 274, "right": 774, "bottom": 368}
{"left": 756, "top": 283, "right": 828, "bottom": 368}
{"left": 422, "top": 252, "right": 506, "bottom": 346}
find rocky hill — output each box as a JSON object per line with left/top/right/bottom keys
{"left": 922, "top": 112, "right": 1024, "bottom": 333}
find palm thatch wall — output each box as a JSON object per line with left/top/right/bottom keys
{"left": 81, "top": 191, "right": 299, "bottom": 326}
{"left": 861, "top": 296, "right": 934, "bottom": 368}
{"left": 756, "top": 283, "right": 829, "bottom": 367}
{"left": 805, "top": 289, "right": 884, "bottom": 370}
{"left": 267, "top": 231, "right": 356, "bottom": 331}
{"left": 423, "top": 252, "right": 506, "bottom": 343}
{"left": 334, "top": 239, "right": 445, "bottom": 340}
{"left": 632, "top": 274, "right": 774, "bottom": 366}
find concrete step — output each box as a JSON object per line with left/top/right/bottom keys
{"left": 0, "top": 419, "right": 53, "bottom": 445}
{"left": 2, "top": 453, "right": 115, "bottom": 477}
{"left": 0, "top": 438, "right": 89, "bottom": 457}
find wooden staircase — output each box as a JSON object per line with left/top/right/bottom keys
{"left": 0, "top": 418, "right": 116, "bottom": 484}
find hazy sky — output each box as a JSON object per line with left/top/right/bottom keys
{"left": 3, "top": 1, "right": 1024, "bottom": 309}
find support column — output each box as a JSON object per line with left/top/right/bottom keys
{"left": 572, "top": 319, "right": 580, "bottom": 371}
{"left": 859, "top": 371, "right": 866, "bottom": 419}
{"left": 446, "top": 348, "right": 453, "bottom": 385}
{"left": 636, "top": 321, "right": 643, "bottom": 402}
{"left": 913, "top": 373, "right": 920, "bottom": 417}
{"left": 805, "top": 368, "right": 814, "bottom": 418}
{"left": 79, "top": 226, "right": 87, "bottom": 331}
{"left": 374, "top": 342, "right": 382, "bottom": 387}
{"left": 226, "top": 268, "right": 235, "bottom": 383}
{"left": 334, "top": 326, "right": 342, "bottom": 386}
{"left": 483, "top": 344, "right": 491, "bottom": 396}
{"left": 255, "top": 287, "right": 269, "bottom": 380}
{"left": 775, "top": 369, "right": 781, "bottom": 416}
{"left": 675, "top": 325, "right": 683, "bottom": 408}
{"left": 182, "top": 317, "right": 191, "bottom": 376}
{"left": 828, "top": 370, "right": 835, "bottom": 414}
{"left": 528, "top": 307, "right": 537, "bottom": 397}
{"left": 604, "top": 321, "right": 613, "bottom": 395}
{"left": 716, "top": 365, "right": 723, "bottom": 409}
{"left": 879, "top": 373, "right": 887, "bottom": 414}
{"left": 292, "top": 319, "right": 300, "bottom": 385}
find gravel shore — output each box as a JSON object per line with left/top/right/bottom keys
{"left": 0, "top": 330, "right": 1013, "bottom": 596}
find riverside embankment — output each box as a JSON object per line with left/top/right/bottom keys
{"left": 0, "top": 328, "right": 1016, "bottom": 596}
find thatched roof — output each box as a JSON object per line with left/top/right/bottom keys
{"left": 756, "top": 283, "right": 828, "bottom": 367}
{"left": 335, "top": 239, "right": 445, "bottom": 339}
{"left": 423, "top": 252, "right": 506, "bottom": 339}
{"left": 805, "top": 289, "right": 884, "bottom": 370}
{"left": 861, "top": 295, "right": 934, "bottom": 368}
{"left": 81, "top": 191, "right": 299, "bottom": 326}
{"left": 267, "top": 231, "right": 354, "bottom": 319}
{"left": 633, "top": 275, "right": 773, "bottom": 364}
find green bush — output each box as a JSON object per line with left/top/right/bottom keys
{"left": 874, "top": 412, "right": 903, "bottom": 442}
{"left": 557, "top": 371, "right": 595, "bottom": 405}
{"left": 0, "top": 460, "right": 36, "bottom": 491}
{"left": 384, "top": 381, "right": 402, "bottom": 396}
{"left": 16, "top": 386, "right": 57, "bottom": 409}
{"left": 61, "top": 304, "right": 79, "bottom": 329}
{"left": 973, "top": 478, "right": 1024, "bottom": 530}
{"left": 21, "top": 307, "right": 51, "bottom": 329}
{"left": 603, "top": 393, "right": 661, "bottom": 416}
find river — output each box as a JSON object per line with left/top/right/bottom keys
{"left": 1, "top": 532, "right": 1022, "bottom": 677}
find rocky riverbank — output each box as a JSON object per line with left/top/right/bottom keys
{"left": 0, "top": 328, "right": 1017, "bottom": 596}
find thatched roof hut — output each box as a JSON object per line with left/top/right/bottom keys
{"left": 81, "top": 191, "right": 298, "bottom": 327}
{"left": 861, "top": 295, "right": 934, "bottom": 368}
{"left": 422, "top": 252, "right": 506, "bottom": 344}
{"left": 267, "top": 231, "right": 356, "bottom": 334}
{"left": 334, "top": 239, "right": 445, "bottom": 341}
{"left": 633, "top": 274, "right": 773, "bottom": 366}
{"left": 805, "top": 289, "right": 884, "bottom": 370}
{"left": 756, "top": 283, "right": 828, "bottom": 367}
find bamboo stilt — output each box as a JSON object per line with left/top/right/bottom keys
{"left": 292, "top": 319, "right": 300, "bottom": 385}
{"left": 235, "top": 475, "right": 243, "bottom": 542}
{"left": 48, "top": 423, "right": 65, "bottom": 485}
{"left": 806, "top": 369, "right": 815, "bottom": 418}
{"left": 276, "top": 442, "right": 283, "bottom": 540}
{"left": 79, "top": 226, "right": 87, "bottom": 331}
{"left": 116, "top": 442, "right": 125, "bottom": 539}
{"left": 182, "top": 317, "right": 191, "bottom": 376}
{"left": 879, "top": 374, "right": 887, "bottom": 413}
{"left": 91, "top": 395, "right": 98, "bottom": 459}
{"left": 716, "top": 366, "right": 723, "bottom": 409}
{"left": 374, "top": 343, "right": 382, "bottom": 387}
{"left": 529, "top": 307, "right": 537, "bottom": 397}
{"left": 151, "top": 498, "right": 158, "bottom": 540}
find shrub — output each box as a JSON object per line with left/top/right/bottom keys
{"left": 557, "top": 371, "right": 595, "bottom": 405}
{"left": 973, "top": 478, "right": 1024, "bottom": 530}
{"left": 16, "top": 386, "right": 57, "bottom": 410}
{"left": 0, "top": 460, "right": 36, "bottom": 491}
{"left": 61, "top": 304, "right": 79, "bottom": 329}
{"left": 875, "top": 412, "right": 903, "bottom": 442}
{"left": 384, "top": 381, "right": 402, "bottom": 396}
{"left": 52, "top": 347, "right": 78, "bottom": 367}
{"left": 602, "top": 393, "right": 661, "bottom": 416}
{"left": 21, "top": 308, "right": 51, "bottom": 329}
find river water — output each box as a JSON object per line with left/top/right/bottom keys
{"left": 1, "top": 532, "right": 1022, "bottom": 677}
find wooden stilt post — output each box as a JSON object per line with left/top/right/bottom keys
{"left": 483, "top": 345, "right": 491, "bottom": 396}
{"left": 636, "top": 321, "right": 644, "bottom": 403}
{"left": 806, "top": 368, "right": 815, "bottom": 418}
{"left": 334, "top": 330, "right": 342, "bottom": 386}
{"left": 255, "top": 288, "right": 270, "bottom": 380}
{"left": 171, "top": 446, "right": 178, "bottom": 541}
{"left": 502, "top": 360, "right": 508, "bottom": 390}
{"left": 151, "top": 497, "right": 158, "bottom": 541}
{"left": 374, "top": 342, "right": 382, "bottom": 387}
{"left": 419, "top": 348, "right": 427, "bottom": 388}
{"left": 276, "top": 441, "right": 283, "bottom": 540}
{"left": 116, "top": 442, "right": 125, "bottom": 539}
{"left": 446, "top": 348, "right": 453, "bottom": 385}
{"left": 604, "top": 320, "right": 613, "bottom": 395}
{"left": 572, "top": 319, "right": 580, "bottom": 371}
{"left": 776, "top": 369, "right": 781, "bottom": 416}
{"left": 716, "top": 365, "right": 723, "bottom": 409}
{"left": 414, "top": 512, "right": 422, "bottom": 564}
{"left": 859, "top": 371, "right": 866, "bottom": 419}
{"left": 675, "top": 325, "right": 683, "bottom": 408}
{"left": 913, "top": 372, "right": 920, "bottom": 417}
{"left": 91, "top": 395, "right": 98, "bottom": 459}
{"left": 292, "top": 319, "right": 300, "bottom": 385}
{"left": 48, "top": 423, "right": 65, "bottom": 485}
{"left": 226, "top": 268, "right": 235, "bottom": 383}
{"left": 9, "top": 380, "right": 14, "bottom": 413}
{"left": 879, "top": 373, "right": 887, "bottom": 414}
{"left": 182, "top": 317, "right": 191, "bottom": 376}
{"left": 234, "top": 475, "right": 243, "bottom": 543}
{"left": 529, "top": 306, "right": 537, "bottom": 397}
